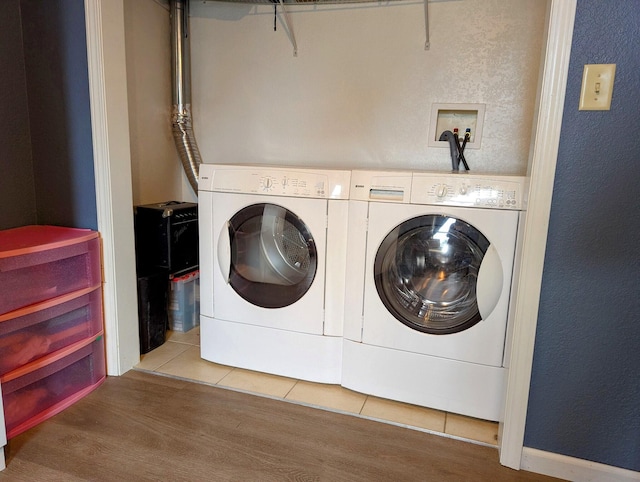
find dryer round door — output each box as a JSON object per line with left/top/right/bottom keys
{"left": 374, "top": 214, "right": 498, "bottom": 334}
{"left": 221, "top": 203, "right": 318, "bottom": 308}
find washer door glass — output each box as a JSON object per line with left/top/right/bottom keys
{"left": 227, "top": 203, "right": 317, "bottom": 308}
{"left": 374, "top": 215, "right": 490, "bottom": 334}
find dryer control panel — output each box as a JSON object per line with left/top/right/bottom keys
{"left": 411, "top": 172, "right": 527, "bottom": 210}
{"left": 198, "top": 164, "right": 351, "bottom": 200}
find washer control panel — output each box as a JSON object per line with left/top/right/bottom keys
{"left": 412, "top": 172, "right": 527, "bottom": 210}
{"left": 198, "top": 163, "right": 351, "bottom": 200}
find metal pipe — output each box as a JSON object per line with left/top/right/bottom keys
{"left": 170, "top": 0, "right": 201, "bottom": 194}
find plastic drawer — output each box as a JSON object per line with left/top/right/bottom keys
{"left": 0, "top": 226, "right": 101, "bottom": 316}
{"left": 1, "top": 336, "right": 106, "bottom": 439}
{"left": 0, "top": 286, "right": 103, "bottom": 377}
{"left": 168, "top": 270, "right": 200, "bottom": 332}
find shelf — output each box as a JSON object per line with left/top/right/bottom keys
{"left": 202, "top": 0, "right": 432, "bottom": 55}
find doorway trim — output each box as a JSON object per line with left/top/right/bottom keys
{"left": 85, "top": 0, "right": 140, "bottom": 376}
{"left": 498, "top": 0, "right": 576, "bottom": 468}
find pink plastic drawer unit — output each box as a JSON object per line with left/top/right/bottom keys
{"left": 0, "top": 226, "right": 101, "bottom": 315}
{"left": 0, "top": 285, "right": 103, "bottom": 377}
{"left": 1, "top": 335, "right": 106, "bottom": 439}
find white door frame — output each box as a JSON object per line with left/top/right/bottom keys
{"left": 85, "top": 0, "right": 140, "bottom": 376}
{"left": 83, "top": 0, "right": 577, "bottom": 469}
{"left": 498, "top": 0, "right": 576, "bottom": 468}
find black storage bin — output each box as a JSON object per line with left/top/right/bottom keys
{"left": 134, "top": 201, "right": 198, "bottom": 277}
{"left": 137, "top": 269, "right": 169, "bottom": 354}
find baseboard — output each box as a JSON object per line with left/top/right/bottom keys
{"left": 521, "top": 447, "right": 640, "bottom": 481}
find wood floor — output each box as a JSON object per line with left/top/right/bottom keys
{"left": 0, "top": 371, "right": 560, "bottom": 481}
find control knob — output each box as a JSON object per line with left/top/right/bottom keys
{"left": 436, "top": 184, "right": 448, "bottom": 198}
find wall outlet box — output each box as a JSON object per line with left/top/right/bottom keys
{"left": 428, "top": 103, "right": 485, "bottom": 149}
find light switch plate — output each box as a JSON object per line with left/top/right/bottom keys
{"left": 579, "top": 64, "right": 616, "bottom": 110}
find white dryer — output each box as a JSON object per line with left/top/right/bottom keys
{"left": 198, "top": 164, "right": 350, "bottom": 383}
{"left": 342, "top": 170, "right": 526, "bottom": 421}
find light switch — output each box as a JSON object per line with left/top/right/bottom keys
{"left": 579, "top": 64, "right": 616, "bottom": 110}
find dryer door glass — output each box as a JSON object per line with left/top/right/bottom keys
{"left": 226, "top": 203, "right": 317, "bottom": 308}
{"left": 374, "top": 215, "right": 490, "bottom": 334}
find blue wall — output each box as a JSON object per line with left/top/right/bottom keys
{"left": 524, "top": 0, "right": 640, "bottom": 472}
{"left": 0, "top": 0, "right": 97, "bottom": 231}
{"left": 0, "top": 0, "right": 37, "bottom": 229}
{"left": 21, "top": 0, "right": 97, "bottom": 230}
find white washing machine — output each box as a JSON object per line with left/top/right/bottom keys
{"left": 198, "top": 164, "right": 350, "bottom": 383}
{"left": 342, "top": 170, "right": 526, "bottom": 421}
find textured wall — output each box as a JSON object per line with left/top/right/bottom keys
{"left": 0, "top": 0, "right": 37, "bottom": 230}
{"left": 125, "top": 0, "right": 185, "bottom": 206}
{"left": 21, "top": 0, "right": 97, "bottom": 230}
{"left": 189, "top": 0, "right": 546, "bottom": 175}
{"left": 525, "top": 0, "right": 640, "bottom": 472}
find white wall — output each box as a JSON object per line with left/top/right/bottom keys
{"left": 190, "top": 0, "right": 546, "bottom": 175}
{"left": 124, "top": 0, "right": 184, "bottom": 205}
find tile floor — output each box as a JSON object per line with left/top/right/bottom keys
{"left": 135, "top": 327, "right": 499, "bottom": 447}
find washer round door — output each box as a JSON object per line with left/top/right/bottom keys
{"left": 374, "top": 214, "right": 492, "bottom": 334}
{"left": 224, "top": 203, "right": 317, "bottom": 308}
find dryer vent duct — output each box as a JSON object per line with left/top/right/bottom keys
{"left": 171, "top": 0, "right": 201, "bottom": 194}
